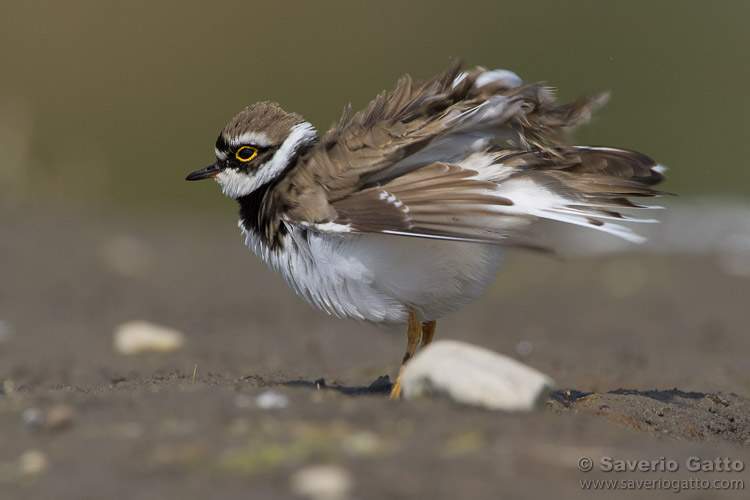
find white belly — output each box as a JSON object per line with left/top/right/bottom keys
{"left": 243, "top": 223, "right": 504, "bottom": 324}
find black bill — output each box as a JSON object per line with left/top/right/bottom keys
{"left": 186, "top": 163, "right": 220, "bottom": 181}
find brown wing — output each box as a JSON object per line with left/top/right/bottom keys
{"left": 323, "top": 147, "right": 665, "bottom": 245}
{"left": 275, "top": 62, "right": 607, "bottom": 226}
{"left": 330, "top": 162, "right": 519, "bottom": 242}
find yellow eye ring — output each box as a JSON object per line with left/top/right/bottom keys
{"left": 235, "top": 146, "right": 258, "bottom": 162}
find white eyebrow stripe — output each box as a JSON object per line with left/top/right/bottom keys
{"left": 228, "top": 130, "right": 274, "bottom": 148}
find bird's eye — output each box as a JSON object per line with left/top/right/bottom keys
{"left": 235, "top": 146, "right": 258, "bottom": 162}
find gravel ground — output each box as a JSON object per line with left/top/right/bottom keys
{"left": 1, "top": 209, "right": 749, "bottom": 499}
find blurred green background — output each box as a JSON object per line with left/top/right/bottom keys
{"left": 1, "top": 0, "right": 748, "bottom": 215}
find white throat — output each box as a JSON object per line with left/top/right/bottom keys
{"left": 215, "top": 121, "right": 317, "bottom": 199}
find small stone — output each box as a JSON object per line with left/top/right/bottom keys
{"left": 114, "top": 320, "right": 185, "bottom": 355}
{"left": 255, "top": 391, "right": 289, "bottom": 410}
{"left": 516, "top": 340, "right": 533, "bottom": 357}
{"left": 18, "top": 450, "right": 48, "bottom": 476}
{"left": 21, "top": 408, "right": 45, "bottom": 428}
{"left": 21, "top": 405, "right": 75, "bottom": 431}
{"left": 44, "top": 404, "right": 74, "bottom": 431}
{"left": 401, "top": 340, "right": 555, "bottom": 411}
{"left": 290, "top": 464, "right": 353, "bottom": 500}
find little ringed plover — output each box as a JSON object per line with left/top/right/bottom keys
{"left": 186, "top": 62, "right": 665, "bottom": 398}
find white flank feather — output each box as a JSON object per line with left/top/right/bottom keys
{"left": 239, "top": 221, "right": 504, "bottom": 324}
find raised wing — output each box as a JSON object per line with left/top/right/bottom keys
{"left": 328, "top": 147, "right": 664, "bottom": 244}
{"left": 272, "top": 63, "right": 663, "bottom": 244}
{"left": 277, "top": 62, "right": 608, "bottom": 226}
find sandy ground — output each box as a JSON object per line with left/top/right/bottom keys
{"left": 1, "top": 209, "right": 749, "bottom": 499}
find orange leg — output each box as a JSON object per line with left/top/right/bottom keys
{"left": 389, "top": 312, "right": 439, "bottom": 399}
{"left": 420, "top": 320, "right": 436, "bottom": 348}
{"left": 388, "top": 309, "right": 422, "bottom": 399}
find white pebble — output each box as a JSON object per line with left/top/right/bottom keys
{"left": 290, "top": 464, "right": 353, "bottom": 500}
{"left": 113, "top": 320, "right": 185, "bottom": 355}
{"left": 18, "top": 450, "right": 48, "bottom": 476}
{"left": 255, "top": 391, "right": 289, "bottom": 410}
{"left": 21, "top": 408, "right": 44, "bottom": 428}
{"left": 401, "top": 340, "right": 554, "bottom": 411}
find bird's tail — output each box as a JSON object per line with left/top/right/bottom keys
{"left": 484, "top": 146, "right": 666, "bottom": 243}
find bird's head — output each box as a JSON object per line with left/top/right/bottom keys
{"left": 186, "top": 102, "right": 317, "bottom": 199}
